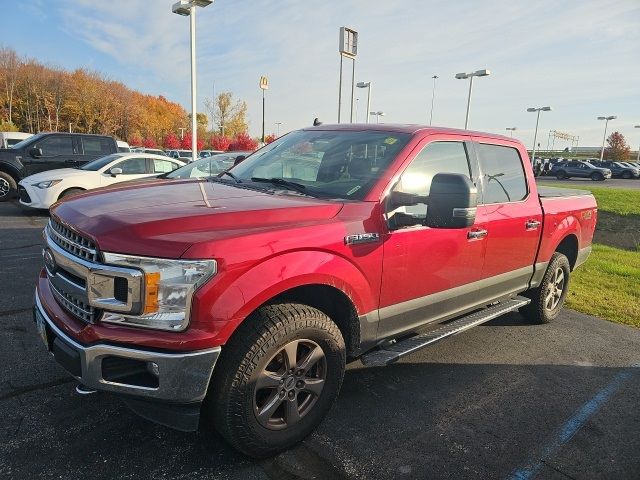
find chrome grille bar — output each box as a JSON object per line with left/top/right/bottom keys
{"left": 48, "top": 218, "right": 98, "bottom": 262}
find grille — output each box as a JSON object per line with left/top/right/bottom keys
{"left": 48, "top": 218, "right": 98, "bottom": 262}
{"left": 18, "top": 186, "right": 32, "bottom": 203}
{"left": 49, "top": 280, "right": 98, "bottom": 323}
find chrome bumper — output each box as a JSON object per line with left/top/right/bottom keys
{"left": 35, "top": 292, "right": 220, "bottom": 403}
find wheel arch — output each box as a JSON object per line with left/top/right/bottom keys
{"left": 57, "top": 186, "right": 86, "bottom": 201}
{"left": 555, "top": 233, "right": 579, "bottom": 270}
{"left": 0, "top": 163, "right": 21, "bottom": 182}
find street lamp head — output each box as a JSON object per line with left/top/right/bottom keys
{"left": 432, "top": 75, "right": 439, "bottom": 79}
{"left": 356, "top": 81, "right": 370, "bottom": 88}
{"left": 541, "top": 106, "right": 552, "bottom": 111}
{"left": 506, "top": 127, "right": 517, "bottom": 130}
{"left": 527, "top": 108, "right": 537, "bottom": 112}
{"left": 474, "top": 69, "right": 491, "bottom": 77}
{"left": 598, "top": 115, "right": 616, "bottom": 121}
{"left": 172, "top": 0, "right": 192, "bottom": 15}
{"left": 455, "top": 72, "right": 469, "bottom": 79}
{"left": 193, "top": 0, "right": 213, "bottom": 6}
{"left": 377, "top": 111, "right": 385, "bottom": 116}
{"left": 635, "top": 125, "right": 640, "bottom": 128}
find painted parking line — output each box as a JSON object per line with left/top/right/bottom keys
{"left": 509, "top": 365, "right": 640, "bottom": 480}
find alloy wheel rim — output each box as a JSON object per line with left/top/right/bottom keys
{"left": 253, "top": 338, "right": 326, "bottom": 430}
{"left": 545, "top": 267, "right": 565, "bottom": 311}
{"left": 0, "top": 178, "right": 9, "bottom": 196}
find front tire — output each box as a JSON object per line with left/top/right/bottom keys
{"left": 0, "top": 171, "right": 17, "bottom": 201}
{"left": 521, "top": 252, "right": 571, "bottom": 324}
{"left": 622, "top": 171, "right": 632, "bottom": 179}
{"left": 206, "top": 303, "right": 346, "bottom": 458}
{"left": 591, "top": 172, "right": 604, "bottom": 181}
{"left": 59, "top": 188, "right": 85, "bottom": 200}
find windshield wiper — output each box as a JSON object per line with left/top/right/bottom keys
{"left": 220, "top": 170, "right": 241, "bottom": 182}
{"left": 250, "top": 177, "right": 310, "bottom": 195}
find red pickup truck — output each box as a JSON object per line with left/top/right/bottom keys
{"left": 34, "top": 125, "right": 596, "bottom": 457}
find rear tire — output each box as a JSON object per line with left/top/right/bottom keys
{"left": 622, "top": 171, "right": 631, "bottom": 179}
{"left": 206, "top": 303, "right": 345, "bottom": 458}
{"left": 591, "top": 172, "right": 604, "bottom": 181}
{"left": 521, "top": 252, "right": 571, "bottom": 324}
{"left": 0, "top": 171, "right": 17, "bottom": 202}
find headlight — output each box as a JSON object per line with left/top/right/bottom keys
{"left": 101, "top": 253, "right": 217, "bottom": 331}
{"left": 33, "top": 180, "right": 62, "bottom": 189}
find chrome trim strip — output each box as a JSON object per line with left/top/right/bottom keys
{"left": 35, "top": 291, "right": 220, "bottom": 402}
{"left": 47, "top": 222, "right": 97, "bottom": 257}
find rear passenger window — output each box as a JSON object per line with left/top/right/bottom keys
{"left": 83, "top": 137, "right": 113, "bottom": 155}
{"left": 153, "top": 159, "right": 179, "bottom": 173}
{"left": 477, "top": 144, "right": 527, "bottom": 204}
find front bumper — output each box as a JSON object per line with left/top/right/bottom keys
{"left": 35, "top": 291, "right": 221, "bottom": 404}
{"left": 17, "top": 181, "right": 55, "bottom": 209}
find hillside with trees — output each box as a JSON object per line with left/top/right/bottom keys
{"left": 0, "top": 46, "right": 255, "bottom": 151}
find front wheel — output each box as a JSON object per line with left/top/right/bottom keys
{"left": 622, "top": 171, "right": 632, "bottom": 179}
{"left": 591, "top": 172, "right": 604, "bottom": 181}
{"left": 521, "top": 252, "right": 571, "bottom": 324}
{"left": 0, "top": 172, "right": 17, "bottom": 202}
{"left": 206, "top": 303, "right": 345, "bottom": 458}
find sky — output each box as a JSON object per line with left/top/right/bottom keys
{"left": 3, "top": 0, "right": 640, "bottom": 148}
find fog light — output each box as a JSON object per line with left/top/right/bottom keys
{"left": 147, "top": 362, "right": 160, "bottom": 377}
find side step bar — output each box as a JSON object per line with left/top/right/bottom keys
{"left": 361, "top": 296, "right": 531, "bottom": 367}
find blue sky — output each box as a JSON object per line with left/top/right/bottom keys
{"left": 3, "top": 0, "right": 640, "bottom": 147}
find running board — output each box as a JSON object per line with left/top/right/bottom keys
{"left": 361, "top": 296, "right": 531, "bottom": 367}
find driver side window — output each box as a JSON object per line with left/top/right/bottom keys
{"left": 391, "top": 141, "right": 471, "bottom": 219}
{"left": 39, "top": 136, "right": 75, "bottom": 156}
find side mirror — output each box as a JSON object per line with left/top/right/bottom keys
{"left": 110, "top": 167, "right": 123, "bottom": 177}
{"left": 234, "top": 155, "right": 246, "bottom": 166}
{"left": 426, "top": 173, "right": 477, "bottom": 228}
{"left": 30, "top": 147, "right": 43, "bottom": 158}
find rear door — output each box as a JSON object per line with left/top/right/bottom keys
{"left": 472, "top": 139, "right": 542, "bottom": 301}
{"left": 81, "top": 137, "right": 116, "bottom": 165}
{"left": 378, "top": 134, "right": 487, "bottom": 338}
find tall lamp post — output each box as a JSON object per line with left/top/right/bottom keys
{"left": 527, "top": 106, "right": 552, "bottom": 164}
{"left": 429, "top": 75, "right": 438, "bottom": 125}
{"left": 369, "top": 111, "right": 385, "bottom": 124}
{"left": 455, "top": 69, "right": 490, "bottom": 129}
{"left": 356, "top": 81, "right": 372, "bottom": 123}
{"left": 597, "top": 116, "right": 616, "bottom": 161}
{"left": 506, "top": 127, "right": 517, "bottom": 138}
{"left": 172, "top": 0, "right": 213, "bottom": 162}
{"left": 259, "top": 76, "right": 268, "bottom": 143}
{"left": 635, "top": 125, "right": 640, "bottom": 162}
{"left": 338, "top": 27, "right": 358, "bottom": 123}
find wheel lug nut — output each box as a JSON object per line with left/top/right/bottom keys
{"left": 280, "top": 378, "right": 284, "bottom": 384}
{"left": 288, "top": 391, "right": 295, "bottom": 399}
{"left": 296, "top": 369, "right": 304, "bottom": 376}
{"left": 296, "top": 380, "right": 304, "bottom": 388}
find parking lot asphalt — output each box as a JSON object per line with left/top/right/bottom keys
{"left": 1, "top": 200, "right": 640, "bottom": 480}
{"left": 537, "top": 176, "right": 640, "bottom": 190}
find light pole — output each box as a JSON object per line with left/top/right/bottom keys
{"left": 356, "top": 81, "right": 372, "bottom": 123}
{"left": 527, "top": 106, "right": 552, "bottom": 164}
{"left": 429, "top": 75, "right": 438, "bottom": 125}
{"left": 259, "top": 76, "right": 268, "bottom": 143}
{"left": 597, "top": 116, "right": 616, "bottom": 161}
{"left": 172, "top": 0, "right": 213, "bottom": 162}
{"left": 455, "top": 69, "right": 490, "bottom": 129}
{"left": 635, "top": 125, "right": 640, "bottom": 162}
{"left": 369, "top": 111, "right": 385, "bottom": 124}
{"left": 506, "top": 127, "right": 517, "bottom": 138}
{"left": 275, "top": 122, "right": 282, "bottom": 136}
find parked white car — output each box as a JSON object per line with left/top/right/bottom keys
{"left": 0, "top": 131, "right": 32, "bottom": 148}
{"left": 18, "top": 152, "right": 184, "bottom": 209}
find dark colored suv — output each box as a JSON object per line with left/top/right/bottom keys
{"left": 0, "top": 132, "right": 117, "bottom": 201}
{"left": 550, "top": 161, "right": 612, "bottom": 181}
{"left": 592, "top": 160, "right": 640, "bottom": 179}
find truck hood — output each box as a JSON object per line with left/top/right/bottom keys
{"left": 51, "top": 179, "right": 344, "bottom": 258}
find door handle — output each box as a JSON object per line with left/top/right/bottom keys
{"left": 467, "top": 229, "right": 488, "bottom": 240}
{"left": 526, "top": 220, "right": 541, "bottom": 230}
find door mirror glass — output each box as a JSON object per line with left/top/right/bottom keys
{"left": 110, "top": 167, "right": 123, "bottom": 177}
{"left": 30, "top": 147, "right": 42, "bottom": 158}
{"left": 425, "top": 173, "right": 477, "bottom": 228}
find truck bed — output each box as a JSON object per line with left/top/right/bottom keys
{"left": 537, "top": 185, "right": 591, "bottom": 198}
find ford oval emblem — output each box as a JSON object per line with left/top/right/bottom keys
{"left": 43, "top": 248, "right": 56, "bottom": 274}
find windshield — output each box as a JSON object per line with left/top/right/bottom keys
{"left": 9, "top": 133, "right": 44, "bottom": 150}
{"left": 229, "top": 130, "right": 411, "bottom": 200}
{"left": 166, "top": 156, "right": 231, "bottom": 179}
{"left": 80, "top": 153, "right": 126, "bottom": 171}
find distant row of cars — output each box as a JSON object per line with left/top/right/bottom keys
{"left": 0, "top": 131, "right": 253, "bottom": 203}
{"left": 534, "top": 157, "right": 640, "bottom": 181}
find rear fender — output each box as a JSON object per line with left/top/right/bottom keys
{"left": 191, "top": 250, "right": 377, "bottom": 346}
{"left": 539, "top": 213, "right": 582, "bottom": 264}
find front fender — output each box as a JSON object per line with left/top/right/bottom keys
{"left": 191, "top": 250, "right": 379, "bottom": 346}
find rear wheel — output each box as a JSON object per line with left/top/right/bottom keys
{"left": 0, "top": 171, "right": 17, "bottom": 202}
{"left": 521, "top": 252, "right": 571, "bottom": 324}
{"left": 591, "top": 172, "right": 604, "bottom": 181}
{"left": 206, "top": 303, "right": 345, "bottom": 458}
{"left": 622, "top": 171, "right": 632, "bottom": 179}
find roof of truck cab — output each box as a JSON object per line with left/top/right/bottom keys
{"left": 304, "top": 123, "right": 514, "bottom": 141}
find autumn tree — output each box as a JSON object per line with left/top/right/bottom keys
{"left": 229, "top": 132, "right": 258, "bottom": 151}
{"left": 604, "top": 131, "right": 630, "bottom": 161}
{"left": 210, "top": 133, "right": 231, "bottom": 151}
{"left": 0, "top": 46, "right": 20, "bottom": 124}
{"left": 181, "top": 132, "right": 204, "bottom": 151}
{"left": 206, "top": 92, "right": 248, "bottom": 139}
{"left": 163, "top": 132, "right": 181, "bottom": 149}
{"left": 264, "top": 134, "right": 277, "bottom": 144}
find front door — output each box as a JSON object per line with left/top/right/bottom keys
{"left": 25, "top": 135, "right": 78, "bottom": 175}
{"left": 378, "top": 136, "right": 487, "bottom": 339}
{"left": 100, "top": 156, "right": 150, "bottom": 186}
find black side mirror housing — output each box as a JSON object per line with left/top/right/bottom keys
{"left": 234, "top": 155, "right": 246, "bottom": 166}
{"left": 30, "top": 147, "right": 42, "bottom": 158}
{"left": 426, "top": 173, "right": 477, "bottom": 228}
